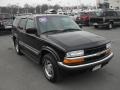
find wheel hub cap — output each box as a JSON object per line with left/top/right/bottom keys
{"left": 44, "top": 60, "right": 54, "bottom": 78}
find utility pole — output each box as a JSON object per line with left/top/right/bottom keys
{"left": 95, "top": 0, "right": 100, "bottom": 9}
{"left": 78, "top": 0, "right": 81, "bottom": 9}
{"left": 17, "top": 3, "right": 20, "bottom": 14}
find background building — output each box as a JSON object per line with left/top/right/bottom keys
{"left": 96, "top": 0, "right": 120, "bottom": 10}
{"left": 109, "top": 0, "right": 120, "bottom": 10}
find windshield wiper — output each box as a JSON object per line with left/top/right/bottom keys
{"left": 63, "top": 28, "right": 80, "bottom": 32}
{"left": 42, "top": 28, "right": 80, "bottom": 34}
{"left": 42, "top": 30, "right": 62, "bottom": 34}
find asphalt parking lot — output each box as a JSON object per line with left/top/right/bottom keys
{"left": 0, "top": 27, "right": 120, "bottom": 90}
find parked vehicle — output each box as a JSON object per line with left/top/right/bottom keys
{"left": 75, "top": 11, "right": 96, "bottom": 26}
{"left": 90, "top": 9, "right": 120, "bottom": 29}
{"left": 12, "top": 14, "right": 113, "bottom": 82}
{"left": 0, "top": 13, "right": 13, "bottom": 31}
{"left": 45, "top": 9, "right": 57, "bottom": 14}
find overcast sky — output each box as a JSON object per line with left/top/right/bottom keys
{"left": 0, "top": 0, "right": 96, "bottom": 7}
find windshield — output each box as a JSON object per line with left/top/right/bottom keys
{"left": 38, "top": 16, "right": 81, "bottom": 33}
{"left": 95, "top": 11, "right": 104, "bottom": 17}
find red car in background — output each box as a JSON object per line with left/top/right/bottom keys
{"left": 75, "top": 12, "right": 96, "bottom": 26}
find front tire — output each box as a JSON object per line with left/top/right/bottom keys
{"left": 43, "top": 53, "right": 60, "bottom": 82}
{"left": 94, "top": 25, "right": 98, "bottom": 29}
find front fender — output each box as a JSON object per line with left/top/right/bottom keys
{"left": 39, "top": 46, "right": 61, "bottom": 62}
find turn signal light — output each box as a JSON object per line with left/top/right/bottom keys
{"left": 63, "top": 58, "right": 84, "bottom": 65}
{"left": 106, "top": 49, "right": 111, "bottom": 55}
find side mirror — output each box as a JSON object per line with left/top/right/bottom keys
{"left": 78, "top": 24, "right": 83, "bottom": 28}
{"left": 26, "top": 28, "right": 37, "bottom": 34}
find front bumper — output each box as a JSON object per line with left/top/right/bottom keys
{"left": 58, "top": 52, "right": 113, "bottom": 70}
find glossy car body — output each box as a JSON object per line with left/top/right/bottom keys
{"left": 12, "top": 14, "right": 113, "bottom": 82}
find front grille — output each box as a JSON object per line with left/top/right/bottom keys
{"left": 84, "top": 52, "right": 107, "bottom": 64}
{"left": 84, "top": 45, "right": 107, "bottom": 64}
{"left": 84, "top": 45, "right": 106, "bottom": 55}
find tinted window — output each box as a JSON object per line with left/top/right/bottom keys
{"left": 18, "top": 18, "right": 27, "bottom": 29}
{"left": 26, "top": 19, "right": 34, "bottom": 29}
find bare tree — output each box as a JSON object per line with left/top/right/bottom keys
{"left": 53, "top": 4, "right": 60, "bottom": 10}
{"left": 41, "top": 4, "right": 48, "bottom": 13}
{"left": 36, "top": 5, "right": 41, "bottom": 14}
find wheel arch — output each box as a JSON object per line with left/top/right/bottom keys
{"left": 109, "top": 20, "right": 114, "bottom": 24}
{"left": 39, "top": 46, "right": 61, "bottom": 65}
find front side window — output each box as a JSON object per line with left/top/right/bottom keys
{"left": 38, "top": 16, "right": 80, "bottom": 33}
{"left": 26, "top": 19, "right": 34, "bottom": 30}
{"left": 18, "top": 18, "right": 27, "bottom": 29}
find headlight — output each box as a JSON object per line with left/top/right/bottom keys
{"left": 106, "top": 43, "right": 111, "bottom": 49}
{"left": 66, "top": 50, "right": 84, "bottom": 58}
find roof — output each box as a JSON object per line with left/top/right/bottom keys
{"left": 32, "top": 14, "right": 67, "bottom": 17}
{"left": 15, "top": 14, "right": 67, "bottom": 19}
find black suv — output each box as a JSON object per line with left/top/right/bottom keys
{"left": 90, "top": 9, "right": 120, "bottom": 29}
{"left": 12, "top": 14, "right": 113, "bottom": 82}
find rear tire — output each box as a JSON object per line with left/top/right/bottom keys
{"left": 14, "top": 39, "right": 23, "bottom": 55}
{"left": 43, "top": 53, "right": 60, "bottom": 82}
{"left": 108, "top": 23, "right": 113, "bottom": 29}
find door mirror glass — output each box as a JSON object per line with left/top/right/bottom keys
{"left": 78, "top": 24, "right": 82, "bottom": 28}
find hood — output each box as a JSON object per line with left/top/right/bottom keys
{"left": 46, "top": 31, "right": 109, "bottom": 52}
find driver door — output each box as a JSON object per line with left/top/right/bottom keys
{"left": 21, "top": 18, "right": 42, "bottom": 62}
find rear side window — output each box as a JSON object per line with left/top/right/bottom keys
{"left": 13, "top": 18, "right": 20, "bottom": 27}
{"left": 18, "top": 18, "right": 27, "bottom": 29}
